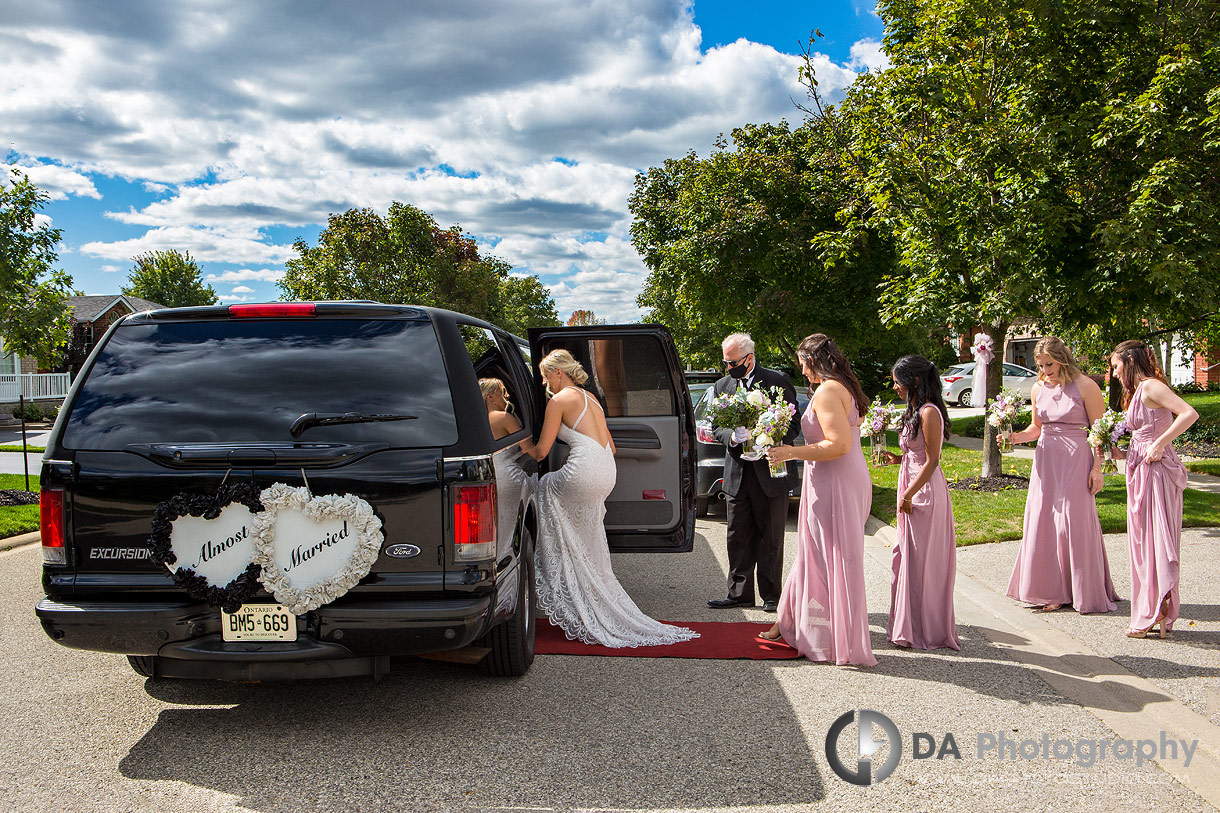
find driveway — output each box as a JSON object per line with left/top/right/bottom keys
{"left": 1, "top": 512, "right": 1217, "bottom": 811}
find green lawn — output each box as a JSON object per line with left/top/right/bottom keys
{"left": 0, "top": 473, "right": 40, "bottom": 539}
{"left": 1184, "top": 391, "right": 1220, "bottom": 421}
{"left": 867, "top": 432, "right": 1220, "bottom": 546}
{"left": 1185, "top": 459, "right": 1220, "bottom": 476}
{"left": 0, "top": 444, "right": 44, "bottom": 453}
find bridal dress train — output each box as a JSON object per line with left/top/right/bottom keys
{"left": 535, "top": 390, "right": 698, "bottom": 648}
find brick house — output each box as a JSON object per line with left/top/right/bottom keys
{"left": 1, "top": 295, "right": 164, "bottom": 400}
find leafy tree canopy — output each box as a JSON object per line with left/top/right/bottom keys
{"left": 279, "top": 202, "right": 558, "bottom": 336}
{"left": 629, "top": 119, "right": 948, "bottom": 393}
{"left": 122, "top": 249, "right": 218, "bottom": 308}
{"left": 0, "top": 169, "right": 75, "bottom": 364}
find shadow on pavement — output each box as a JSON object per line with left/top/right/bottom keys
{"left": 120, "top": 528, "right": 824, "bottom": 811}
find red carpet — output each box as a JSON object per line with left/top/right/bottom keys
{"left": 535, "top": 620, "right": 801, "bottom": 659}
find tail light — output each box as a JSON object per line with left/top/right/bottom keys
{"left": 696, "top": 424, "right": 720, "bottom": 445}
{"left": 452, "top": 483, "right": 496, "bottom": 561}
{"left": 943, "top": 376, "right": 964, "bottom": 383}
{"left": 229, "top": 303, "right": 317, "bottom": 318}
{"left": 40, "top": 488, "right": 66, "bottom": 566}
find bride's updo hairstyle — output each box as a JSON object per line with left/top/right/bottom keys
{"left": 1033, "top": 336, "right": 1081, "bottom": 385}
{"left": 539, "top": 348, "right": 589, "bottom": 396}
{"left": 1111, "top": 339, "right": 1167, "bottom": 407}
{"left": 796, "top": 333, "right": 868, "bottom": 418}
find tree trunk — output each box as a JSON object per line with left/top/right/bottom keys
{"left": 980, "top": 319, "right": 1009, "bottom": 479}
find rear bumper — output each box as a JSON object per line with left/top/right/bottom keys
{"left": 36, "top": 594, "right": 494, "bottom": 679}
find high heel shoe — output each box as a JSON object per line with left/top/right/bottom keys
{"left": 758, "top": 626, "right": 782, "bottom": 642}
{"left": 1126, "top": 611, "right": 1169, "bottom": 639}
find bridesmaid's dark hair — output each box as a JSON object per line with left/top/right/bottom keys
{"left": 1111, "top": 340, "right": 1167, "bottom": 408}
{"left": 796, "top": 334, "right": 867, "bottom": 417}
{"left": 891, "top": 355, "right": 951, "bottom": 441}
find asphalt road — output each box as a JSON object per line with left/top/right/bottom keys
{"left": 1, "top": 515, "right": 1218, "bottom": 812}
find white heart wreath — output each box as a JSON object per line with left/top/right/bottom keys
{"left": 252, "top": 483, "right": 384, "bottom": 615}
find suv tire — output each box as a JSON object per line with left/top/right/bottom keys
{"left": 695, "top": 496, "right": 709, "bottom": 518}
{"left": 479, "top": 537, "right": 536, "bottom": 677}
{"left": 957, "top": 388, "right": 972, "bottom": 406}
{"left": 127, "top": 655, "right": 157, "bottom": 677}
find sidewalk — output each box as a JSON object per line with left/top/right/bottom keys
{"left": 865, "top": 516, "right": 1220, "bottom": 806}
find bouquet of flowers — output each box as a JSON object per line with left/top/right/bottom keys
{"left": 1088, "top": 409, "right": 1130, "bottom": 473}
{"left": 707, "top": 386, "right": 796, "bottom": 478}
{"left": 986, "top": 387, "right": 1024, "bottom": 453}
{"left": 862, "top": 398, "right": 897, "bottom": 466}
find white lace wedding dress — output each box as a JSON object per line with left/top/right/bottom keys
{"left": 535, "top": 391, "right": 698, "bottom": 648}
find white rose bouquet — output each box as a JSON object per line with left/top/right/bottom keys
{"left": 1087, "top": 409, "right": 1130, "bottom": 474}
{"left": 986, "top": 387, "right": 1024, "bottom": 453}
{"left": 738, "top": 386, "right": 797, "bottom": 478}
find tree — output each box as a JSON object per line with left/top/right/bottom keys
{"left": 805, "top": 1, "right": 1220, "bottom": 475}
{"left": 280, "top": 202, "right": 558, "bottom": 331}
{"left": 629, "top": 119, "right": 941, "bottom": 392}
{"left": 0, "top": 169, "right": 75, "bottom": 365}
{"left": 566, "top": 309, "right": 604, "bottom": 326}
{"left": 491, "top": 267, "right": 561, "bottom": 336}
{"left": 122, "top": 249, "right": 217, "bottom": 308}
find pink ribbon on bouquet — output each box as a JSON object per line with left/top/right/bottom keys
{"left": 969, "top": 334, "right": 994, "bottom": 408}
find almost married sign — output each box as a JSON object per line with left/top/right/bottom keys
{"left": 150, "top": 482, "right": 384, "bottom": 615}
{"left": 252, "top": 483, "right": 384, "bottom": 615}
{"left": 149, "top": 483, "right": 265, "bottom": 613}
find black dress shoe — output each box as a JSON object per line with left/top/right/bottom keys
{"left": 708, "top": 597, "right": 754, "bottom": 609}
{"left": 762, "top": 601, "right": 779, "bottom": 613}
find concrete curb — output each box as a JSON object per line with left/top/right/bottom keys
{"left": 0, "top": 531, "right": 40, "bottom": 555}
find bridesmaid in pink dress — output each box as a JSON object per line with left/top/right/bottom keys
{"left": 1111, "top": 340, "right": 1198, "bottom": 638}
{"left": 879, "top": 355, "right": 960, "bottom": 650}
{"left": 760, "top": 334, "right": 876, "bottom": 666}
{"left": 1004, "top": 337, "right": 1119, "bottom": 614}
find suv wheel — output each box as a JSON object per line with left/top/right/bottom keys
{"left": 957, "top": 387, "right": 972, "bottom": 406}
{"left": 695, "top": 496, "right": 709, "bottom": 518}
{"left": 479, "top": 538, "right": 536, "bottom": 676}
{"left": 127, "top": 655, "right": 157, "bottom": 677}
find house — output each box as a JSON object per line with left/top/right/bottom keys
{"left": 0, "top": 294, "right": 165, "bottom": 401}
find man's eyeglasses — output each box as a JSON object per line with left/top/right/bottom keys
{"left": 722, "top": 353, "right": 752, "bottom": 368}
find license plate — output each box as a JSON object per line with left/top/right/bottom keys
{"left": 221, "top": 604, "right": 297, "bottom": 642}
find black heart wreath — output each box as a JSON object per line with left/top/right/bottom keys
{"left": 148, "top": 482, "right": 264, "bottom": 613}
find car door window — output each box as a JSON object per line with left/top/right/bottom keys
{"left": 457, "top": 323, "right": 531, "bottom": 450}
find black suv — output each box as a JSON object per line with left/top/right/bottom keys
{"left": 35, "top": 303, "right": 696, "bottom": 680}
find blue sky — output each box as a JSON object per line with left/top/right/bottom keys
{"left": 3, "top": 0, "right": 885, "bottom": 321}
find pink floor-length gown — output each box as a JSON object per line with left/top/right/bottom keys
{"left": 888, "top": 414, "right": 961, "bottom": 650}
{"left": 775, "top": 398, "right": 876, "bottom": 666}
{"left": 1125, "top": 380, "right": 1188, "bottom": 631}
{"left": 1006, "top": 379, "right": 1120, "bottom": 613}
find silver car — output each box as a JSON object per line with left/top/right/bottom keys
{"left": 941, "top": 361, "right": 1037, "bottom": 406}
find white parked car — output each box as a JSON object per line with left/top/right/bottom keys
{"left": 941, "top": 361, "right": 1037, "bottom": 406}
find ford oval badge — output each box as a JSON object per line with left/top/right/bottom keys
{"left": 385, "top": 544, "right": 422, "bottom": 559}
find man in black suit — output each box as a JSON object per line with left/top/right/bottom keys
{"left": 707, "top": 332, "right": 800, "bottom": 613}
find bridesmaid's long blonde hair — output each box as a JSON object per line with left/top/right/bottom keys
{"left": 1034, "top": 336, "right": 1082, "bottom": 385}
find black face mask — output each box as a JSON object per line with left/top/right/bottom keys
{"left": 728, "top": 362, "right": 749, "bottom": 380}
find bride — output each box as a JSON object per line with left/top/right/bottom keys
{"left": 529, "top": 349, "right": 698, "bottom": 647}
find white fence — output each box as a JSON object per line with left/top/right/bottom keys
{"left": 0, "top": 373, "right": 71, "bottom": 401}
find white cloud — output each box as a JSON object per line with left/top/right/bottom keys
{"left": 230, "top": 285, "right": 253, "bottom": 293}
{"left": 3, "top": 1, "right": 873, "bottom": 322}
{"left": 204, "top": 268, "right": 286, "bottom": 283}
{"left": 849, "top": 38, "right": 889, "bottom": 73}
{"left": 4, "top": 161, "right": 100, "bottom": 199}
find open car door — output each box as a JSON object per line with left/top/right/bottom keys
{"left": 528, "top": 324, "right": 696, "bottom": 552}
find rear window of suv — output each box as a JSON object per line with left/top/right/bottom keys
{"left": 61, "top": 318, "right": 459, "bottom": 449}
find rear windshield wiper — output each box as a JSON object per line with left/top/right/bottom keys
{"left": 290, "top": 412, "right": 418, "bottom": 438}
